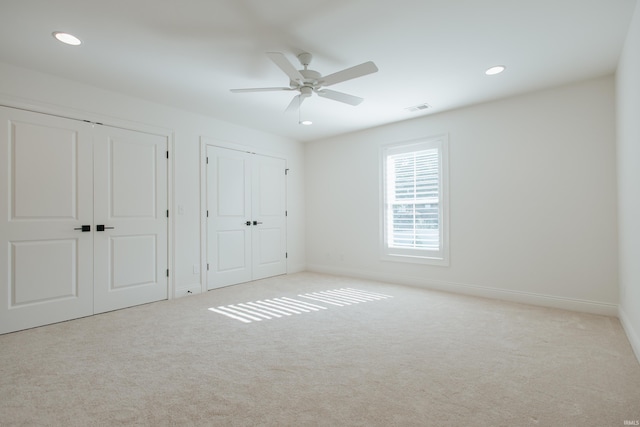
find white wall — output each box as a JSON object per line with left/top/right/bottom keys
{"left": 306, "top": 76, "right": 618, "bottom": 315}
{"left": 0, "top": 62, "right": 306, "bottom": 296}
{"left": 617, "top": 1, "right": 640, "bottom": 361}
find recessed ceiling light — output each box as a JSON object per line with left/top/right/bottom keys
{"left": 299, "top": 120, "right": 313, "bottom": 126}
{"left": 485, "top": 65, "right": 505, "bottom": 75}
{"left": 52, "top": 32, "right": 82, "bottom": 46}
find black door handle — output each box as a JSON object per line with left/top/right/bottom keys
{"left": 96, "top": 225, "right": 115, "bottom": 232}
{"left": 253, "top": 221, "right": 263, "bottom": 226}
{"left": 74, "top": 225, "right": 91, "bottom": 232}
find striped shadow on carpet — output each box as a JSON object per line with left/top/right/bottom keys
{"left": 208, "top": 288, "right": 393, "bottom": 323}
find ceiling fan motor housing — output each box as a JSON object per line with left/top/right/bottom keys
{"left": 291, "top": 69, "right": 322, "bottom": 89}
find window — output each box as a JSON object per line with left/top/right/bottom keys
{"left": 381, "top": 136, "right": 449, "bottom": 265}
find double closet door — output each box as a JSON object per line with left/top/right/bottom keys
{"left": 206, "top": 146, "right": 287, "bottom": 289}
{"left": 0, "top": 107, "right": 168, "bottom": 334}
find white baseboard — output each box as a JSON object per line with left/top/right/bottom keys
{"left": 619, "top": 306, "right": 640, "bottom": 365}
{"left": 306, "top": 264, "right": 618, "bottom": 317}
{"left": 174, "top": 283, "right": 203, "bottom": 298}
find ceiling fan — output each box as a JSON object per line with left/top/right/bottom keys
{"left": 230, "top": 52, "right": 378, "bottom": 112}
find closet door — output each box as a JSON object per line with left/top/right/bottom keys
{"left": 251, "top": 154, "right": 287, "bottom": 280}
{"left": 0, "top": 107, "right": 94, "bottom": 334}
{"left": 206, "top": 146, "right": 287, "bottom": 290}
{"left": 206, "top": 146, "right": 252, "bottom": 289}
{"left": 93, "top": 126, "right": 168, "bottom": 314}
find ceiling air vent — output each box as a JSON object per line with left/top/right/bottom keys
{"left": 405, "top": 103, "right": 431, "bottom": 113}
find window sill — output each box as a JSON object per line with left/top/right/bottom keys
{"left": 381, "top": 253, "right": 449, "bottom": 267}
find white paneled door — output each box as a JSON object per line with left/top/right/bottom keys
{"left": 0, "top": 106, "right": 168, "bottom": 334}
{"left": 251, "top": 154, "right": 287, "bottom": 281}
{"left": 93, "top": 125, "right": 168, "bottom": 314}
{"left": 206, "top": 147, "right": 252, "bottom": 288}
{"left": 0, "top": 108, "right": 94, "bottom": 334}
{"left": 206, "top": 146, "right": 286, "bottom": 290}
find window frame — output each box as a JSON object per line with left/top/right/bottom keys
{"left": 380, "top": 135, "right": 450, "bottom": 266}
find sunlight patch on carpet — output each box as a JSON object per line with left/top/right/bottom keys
{"left": 209, "top": 288, "right": 393, "bottom": 323}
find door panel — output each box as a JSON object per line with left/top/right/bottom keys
{"left": 256, "top": 228, "right": 282, "bottom": 264}
{"left": 111, "top": 140, "right": 157, "bottom": 218}
{"left": 256, "top": 160, "right": 284, "bottom": 216}
{"left": 111, "top": 235, "right": 157, "bottom": 288}
{"left": 207, "top": 146, "right": 252, "bottom": 289}
{"left": 217, "top": 230, "right": 247, "bottom": 271}
{"left": 11, "top": 239, "right": 78, "bottom": 304}
{"left": 0, "top": 107, "right": 94, "bottom": 334}
{"left": 12, "top": 122, "right": 79, "bottom": 219}
{"left": 217, "top": 157, "right": 248, "bottom": 216}
{"left": 93, "top": 126, "right": 167, "bottom": 314}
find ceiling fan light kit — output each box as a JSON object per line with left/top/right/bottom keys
{"left": 230, "top": 51, "right": 378, "bottom": 115}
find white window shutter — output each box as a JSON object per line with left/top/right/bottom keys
{"left": 381, "top": 136, "right": 449, "bottom": 265}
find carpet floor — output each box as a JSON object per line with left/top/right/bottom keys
{"left": 1, "top": 272, "right": 639, "bottom": 426}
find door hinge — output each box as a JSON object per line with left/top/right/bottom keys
{"left": 166, "top": 209, "right": 169, "bottom": 218}
{"left": 206, "top": 157, "right": 209, "bottom": 164}
{"left": 286, "top": 252, "right": 288, "bottom": 259}
{"left": 166, "top": 269, "right": 169, "bottom": 277}
{"left": 207, "top": 210, "right": 209, "bottom": 217}
{"left": 285, "top": 168, "right": 289, "bottom": 175}
{"left": 285, "top": 210, "right": 288, "bottom": 217}
{"left": 207, "top": 263, "right": 210, "bottom": 271}
{"left": 166, "top": 150, "right": 169, "bottom": 159}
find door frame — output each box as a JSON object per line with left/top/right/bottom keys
{"left": 0, "top": 97, "right": 176, "bottom": 299}
{"left": 199, "top": 136, "right": 288, "bottom": 292}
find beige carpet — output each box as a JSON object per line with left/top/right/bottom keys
{"left": 1, "top": 272, "right": 639, "bottom": 426}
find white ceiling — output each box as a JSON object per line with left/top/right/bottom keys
{"left": 0, "top": 0, "right": 636, "bottom": 142}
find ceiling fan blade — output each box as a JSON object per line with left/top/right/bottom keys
{"left": 230, "top": 87, "right": 294, "bottom": 93}
{"left": 285, "top": 94, "right": 305, "bottom": 112}
{"left": 266, "top": 52, "right": 304, "bottom": 83}
{"left": 320, "top": 61, "right": 378, "bottom": 87}
{"left": 317, "top": 89, "right": 364, "bottom": 106}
